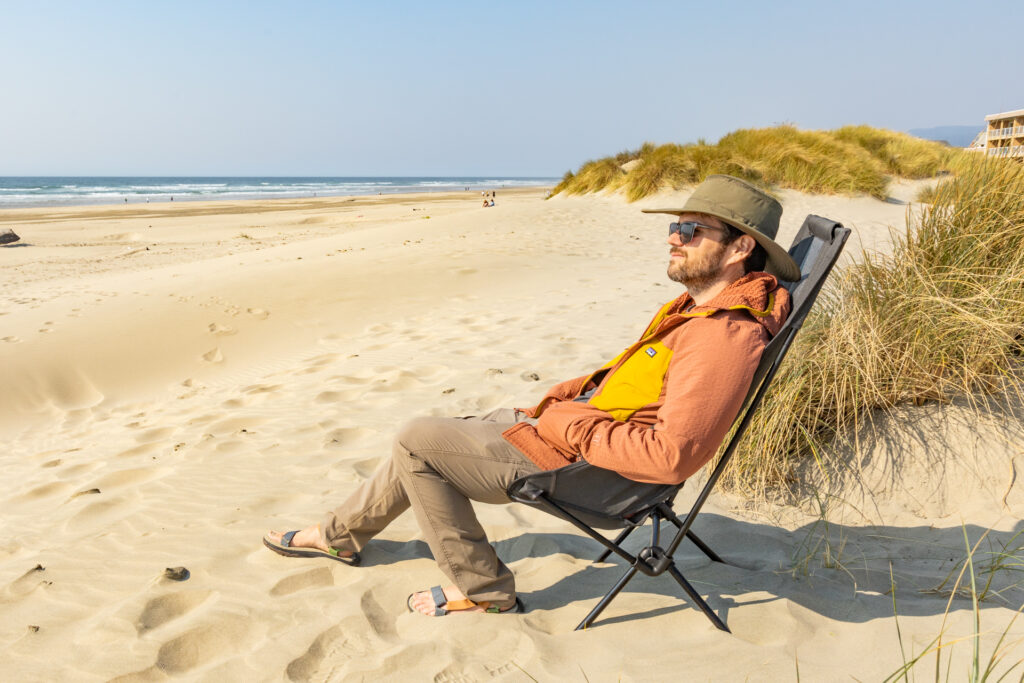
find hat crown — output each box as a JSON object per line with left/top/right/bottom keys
{"left": 682, "top": 175, "right": 782, "bottom": 240}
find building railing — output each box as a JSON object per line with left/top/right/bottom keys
{"left": 986, "top": 146, "right": 1024, "bottom": 157}
{"left": 987, "top": 126, "right": 1024, "bottom": 138}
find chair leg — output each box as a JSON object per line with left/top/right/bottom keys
{"left": 665, "top": 563, "right": 730, "bottom": 633}
{"left": 659, "top": 507, "right": 727, "bottom": 565}
{"left": 685, "top": 530, "right": 725, "bottom": 564}
{"left": 595, "top": 526, "right": 636, "bottom": 563}
{"left": 574, "top": 564, "right": 639, "bottom": 631}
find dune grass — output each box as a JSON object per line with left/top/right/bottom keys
{"left": 832, "top": 125, "right": 960, "bottom": 179}
{"left": 550, "top": 125, "right": 963, "bottom": 200}
{"left": 723, "top": 155, "right": 1024, "bottom": 498}
{"left": 883, "top": 528, "right": 1024, "bottom": 682}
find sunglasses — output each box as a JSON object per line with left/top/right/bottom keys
{"left": 668, "top": 220, "right": 729, "bottom": 243}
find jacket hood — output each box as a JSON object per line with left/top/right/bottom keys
{"left": 676, "top": 272, "right": 790, "bottom": 337}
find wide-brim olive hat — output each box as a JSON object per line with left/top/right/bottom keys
{"left": 642, "top": 174, "right": 800, "bottom": 281}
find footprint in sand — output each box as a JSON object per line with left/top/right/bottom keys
{"left": 314, "top": 389, "right": 364, "bottom": 403}
{"left": 269, "top": 567, "right": 335, "bottom": 597}
{"left": 3, "top": 565, "right": 53, "bottom": 599}
{"left": 90, "top": 466, "right": 165, "bottom": 490}
{"left": 16, "top": 481, "right": 74, "bottom": 503}
{"left": 136, "top": 590, "right": 213, "bottom": 633}
{"left": 153, "top": 617, "right": 251, "bottom": 674}
{"left": 324, "top": 427, "right": 376, "bottom": 449}
{"left": 66, "top": 496, "right": 134, "bottom": 532}
{"left": 136, "top": 426, "right": 175, "bottom": 443}
{"left": 243, "top": 383, "right": 281, "bottom": 394}
{"left": 2, "top": 336, "right": 22, "bottom": 343}
{"left": 115, "top": 442, "right": 162, "bottom": 459}
{"left": 246, "top": 307, "right": 269, "bottom": 320}
{"left": 207, "top": 322, "right": 237, "bottom": 336}
{"left": 286, "top": 605, "right": 396, "bottom": 680}
{"left": 201, "top": 348, "right": 224, "bottom": 363}
{"left": 204, "top": 416, "right": 263, "bottom": 436}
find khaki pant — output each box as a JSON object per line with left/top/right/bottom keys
{"left": 319, "top": 408, "right": 540, "bottom": 606}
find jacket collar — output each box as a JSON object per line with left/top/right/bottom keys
{"left": 671, "top": 272, "right": 790, "bottom": 336}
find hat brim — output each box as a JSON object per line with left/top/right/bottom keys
{"left": 642, "top": 207, "right": 801, "bottom": 282}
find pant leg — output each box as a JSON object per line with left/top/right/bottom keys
{"left": 392, "top": 410, "right": 540, "bottom": 606}
{"left": 319, "top": 453, "right": 410, "bottom": 552}
{"left": 319, "top": 408, "right": 536, "bottom": 563}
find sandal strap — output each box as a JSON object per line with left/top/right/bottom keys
{"left": 430, "top": 586, "right": 449, "bottom": 616}
{"left": 281, "top": 530, "right": 298, "bottom": 548}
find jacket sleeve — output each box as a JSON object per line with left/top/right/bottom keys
{"left": 547, "top": 315, "right": 767, "bottom": 484}
{"left": 519, "top": 374, "right": 591, "bottom": 418}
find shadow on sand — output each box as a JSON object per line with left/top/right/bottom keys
{"left": 496, "top": 516, "right": 1024, "bottom": 627}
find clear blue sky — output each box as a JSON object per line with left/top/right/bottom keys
{"left": 2, "top": 1, "right": 1020, "bottom": 176}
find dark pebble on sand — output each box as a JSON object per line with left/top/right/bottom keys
{"left": 521, "top": 372, "right": 541, "bottom": 382}
{"left": 163, "top": 567, "right": 190, "bottom": 581}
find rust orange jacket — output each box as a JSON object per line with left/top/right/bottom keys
{"left": 502, "top": 272, "right": 790, "bottom": 484}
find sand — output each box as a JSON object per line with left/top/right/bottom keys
{"left": 1, "top": 183, "right": 1021, "bottom": 681}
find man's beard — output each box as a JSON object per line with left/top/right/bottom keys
{"left": 667, "top": 242, "right": 727, "bottom": 294}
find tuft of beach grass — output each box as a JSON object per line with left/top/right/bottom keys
{"left": 549, "top": 125, "right": 964, "bottom": 201}
{"left": 724, "top": 154, "right": 1024, "bottom": 499}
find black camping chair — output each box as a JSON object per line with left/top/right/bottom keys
{"left": 508, "top": 214, "right": 850, "bottom": 632}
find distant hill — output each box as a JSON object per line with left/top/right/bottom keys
{"left": 908, "top": 125, "right": 982, "bottom": 148}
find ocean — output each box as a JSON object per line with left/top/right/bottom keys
{"left": 0, "top": 177, "right": 558, "bottom": 209}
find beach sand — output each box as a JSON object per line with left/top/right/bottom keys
{"left": 1, "top": 184, "right": 1021, "bottom": 680}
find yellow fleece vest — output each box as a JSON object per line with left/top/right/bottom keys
{"left": 585, "top": 294, "right": 776, "bottom": 421}
{"left": 586, "top": 301, "right": 676, "bottom": 421}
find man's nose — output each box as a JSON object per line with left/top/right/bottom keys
{"left": 667, "top": 231, "right": 684, "bottom": 247}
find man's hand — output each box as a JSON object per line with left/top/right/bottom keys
{"left": 534, "top": 401, "right": 610, "bottom": 456}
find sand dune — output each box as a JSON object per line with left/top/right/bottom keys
{"left": 1, "top": 185, "right": 1021, "bottom": 680}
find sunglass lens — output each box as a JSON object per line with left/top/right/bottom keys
{"left": 669, "top": 221, "right": 695, "bottom": 242}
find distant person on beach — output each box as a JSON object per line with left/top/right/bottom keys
{"left": 264, "top": 175, "right": 799, "bottom": 617}
{"left": 489, "top": 198, "right": 495, "bottom": 207}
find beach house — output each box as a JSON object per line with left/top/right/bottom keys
{"left": 983, "top": 108, "right": 1024, "bottom": 159}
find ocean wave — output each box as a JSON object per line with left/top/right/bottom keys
{"left": 0, "top": 177, "right": 557, "bottom": 208}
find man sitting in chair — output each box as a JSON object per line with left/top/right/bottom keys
{"left": 264, "top": 174, "right": 800, "bottom": 617}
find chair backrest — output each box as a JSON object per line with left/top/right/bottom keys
{"left": 738, "top": 215, "right": 850, "bottom": 410}
{"left": 667, "top": 215, "right": 850, "bottom": 542}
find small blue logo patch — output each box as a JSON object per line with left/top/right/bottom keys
{"left": 645, "top": 347, "right": 657, "bottom": 358}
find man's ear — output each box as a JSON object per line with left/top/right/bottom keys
{"left": 726, "top": 234, "right": 755, "bottom": 266}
